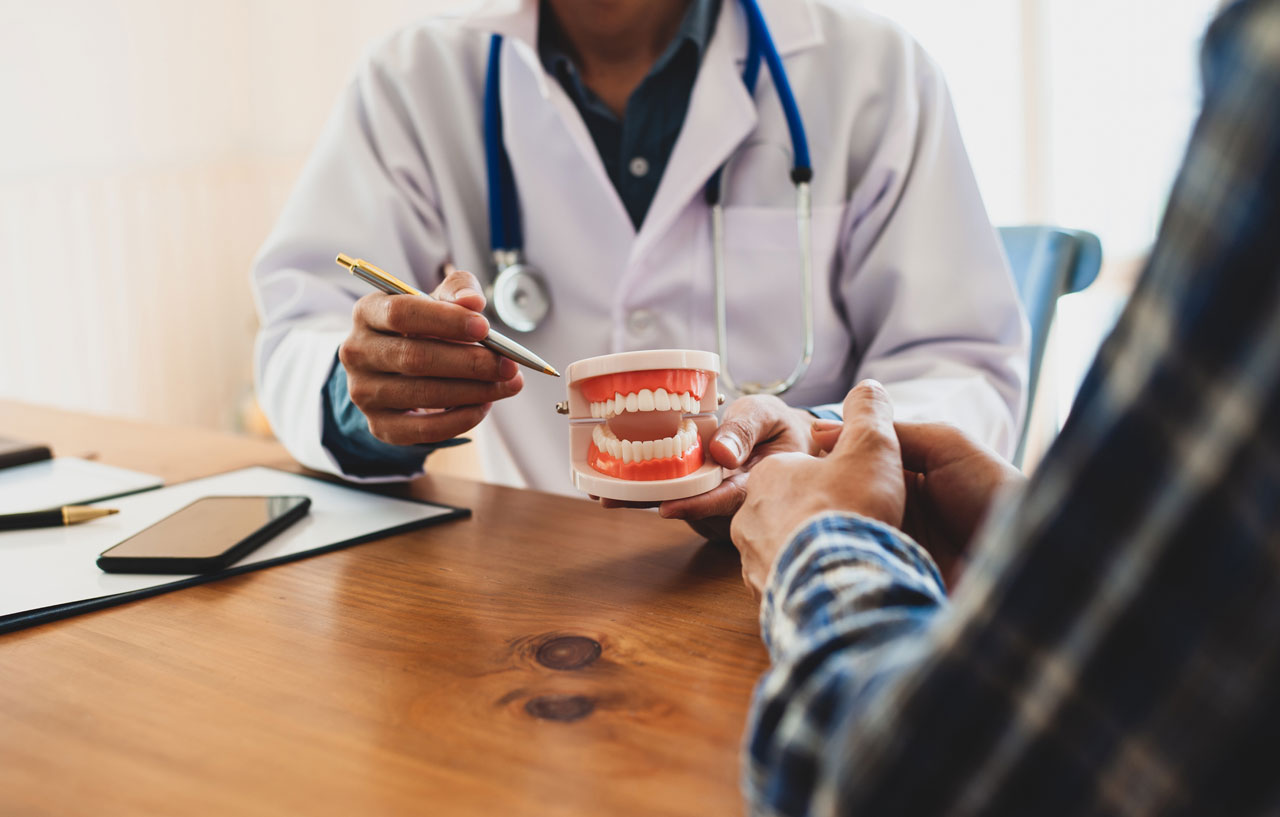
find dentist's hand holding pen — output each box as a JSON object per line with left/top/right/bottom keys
{"left": 338, "top": 266, "right": 525, "bottom": 445}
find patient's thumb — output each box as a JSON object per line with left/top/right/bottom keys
{"left": 831, "top": 380, "right": 896, "bottom": 457}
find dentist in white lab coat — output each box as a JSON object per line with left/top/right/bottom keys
{"left": 252, "top": 0, "right": 1028, "bottom": 532}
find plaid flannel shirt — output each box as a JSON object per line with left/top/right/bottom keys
{"left": 745, "top": 1, "right": 1280, "bottom": 814}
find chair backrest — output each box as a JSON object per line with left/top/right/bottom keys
{"left": 998, "top": 225, "right": 1103, "bottom": 466}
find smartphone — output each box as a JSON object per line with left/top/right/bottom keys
{"left": 97, "top": 495, "right": 311, "bottom": 574}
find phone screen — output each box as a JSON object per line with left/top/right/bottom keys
{"left": 100, "top": 496, "right": 309, "bottom": 560}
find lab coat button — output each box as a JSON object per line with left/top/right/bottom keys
{"left": 627, "top": 309, "right": 655, "bottom": 335}
{"left": 628, "top": 156, "right": 650, "bottom": 178}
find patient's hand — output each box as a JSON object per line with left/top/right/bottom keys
{"left": 810, "top": 418, "right": 1025, "bottom": 586}
{"left": 730, "top": 382, "right": 907, "bottom": 597}
{"left": 892, "top": 422, "right": 1026, "bottom": 586}
{"left": 339, "top": 267, "right": 524, "bottom": 444}
{"left": 651, "top": 394, "right": 829, "bottom": 541}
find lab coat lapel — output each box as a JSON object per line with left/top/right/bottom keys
{"left": 499, "top": 36, "right": 633, "bottom": 231}
{"left": 753, "top": 0, "right": 823, "bottom": 57}
{"left": 627, "top": 1, "right": 757, "bottom": 268}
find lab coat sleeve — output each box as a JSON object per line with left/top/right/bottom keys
{"left": 250, "top": 40, "right": 454, "bottom": 482}
{"left": 815, "top": 40, "right": 1029, "bottom": 458}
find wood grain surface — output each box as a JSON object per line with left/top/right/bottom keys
{"left": 0, "top": 402, "right": 768, "bottom": 817}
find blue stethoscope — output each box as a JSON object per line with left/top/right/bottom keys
{"left": 485, "top": 0, "right": 814, "bottom": 396}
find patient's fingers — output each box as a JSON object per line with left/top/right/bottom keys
{"left": 812, "top": 419, "right": 843, "bottom": 454}
{"left": 831, "top": 380, "right": 897, "bottom": 460}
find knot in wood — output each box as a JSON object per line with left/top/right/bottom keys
{"left": 535, "top": 636, "right": 602, "bottom": 671}
{"left": 525, "top": 695, "right": 595, "bottom": 722}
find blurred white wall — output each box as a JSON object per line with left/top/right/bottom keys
{"left": 0, "top": 0, "right": 468, "bottom": 430}
{"left": 860, "top": 0, "right": 1219, "bottom": 462}
{"left": 861, "top": 0, "right": 1221, "bottom": 259}
{"left": 0, "top": 0, "right": 1224, "bottom": 441}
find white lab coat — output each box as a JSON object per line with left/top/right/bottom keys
{"left": 251, "top": 0, "right": 1028, "bottom": 491}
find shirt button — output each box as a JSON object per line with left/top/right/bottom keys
{"left": 627, "top": 308, "right": 655, "bottom": 335}
{"left": 628, "top": 156, "right": 650, "bottom": 178}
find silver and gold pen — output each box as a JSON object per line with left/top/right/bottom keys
{"left": 336, "top": 253, "right": 560, "bottom": 377}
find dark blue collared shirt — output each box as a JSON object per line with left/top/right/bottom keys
{"left": 539, "top": 0, "right": 721, "bottom": 228}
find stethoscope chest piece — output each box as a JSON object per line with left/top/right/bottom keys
{"left": 490, "top": 254, "right": 551, "bottom": 333}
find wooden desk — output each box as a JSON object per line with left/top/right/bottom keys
{"left": 0, "top": 403, "right": 768, "bottom": 816}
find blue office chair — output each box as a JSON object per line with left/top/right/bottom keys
{"left": 999, "top": 225, "right": 1104, "bottom": 466}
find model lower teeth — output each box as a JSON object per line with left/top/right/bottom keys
{"left": 592, "top": 419, "right": 699, "bottom": 464}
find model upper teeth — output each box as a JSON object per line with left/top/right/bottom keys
{"left": 589, "top": 389, "right": 698, "bottom": 418}
{"left": 592, "top": 419, "right": 700, "bottom": 463}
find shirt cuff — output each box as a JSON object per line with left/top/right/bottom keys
{"left": 321, "top": 353, "right": 467, "bottom": 478}
{"left": 760, "top": 511, "right": 947, "bottom": 660}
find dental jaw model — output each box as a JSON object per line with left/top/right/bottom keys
{"left": 560, "top": 350, "right": 724, "bottom": 502}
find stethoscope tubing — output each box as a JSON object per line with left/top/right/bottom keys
{"left": 739, "top": 0, "right": 811, "bottom": 176}
{"left": 484, "top": 36, "right": 522, "bottom": 253}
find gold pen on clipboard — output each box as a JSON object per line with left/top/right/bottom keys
{"left": 336, "top": 254, "right": 560, "bottom": 378}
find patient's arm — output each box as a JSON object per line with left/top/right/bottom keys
{"left": 744, "top": 5, "right": 1280, "bottom": 811}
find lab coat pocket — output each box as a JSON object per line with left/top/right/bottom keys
{"left": 717, "top": 204, "right": 852, "bottom": 403}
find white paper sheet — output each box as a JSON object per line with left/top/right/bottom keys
{"left": 0, "top": 458, "right": 163, "bottom": 514}
{"left": 0, "top": 466, "right": 458, "bottom": 620}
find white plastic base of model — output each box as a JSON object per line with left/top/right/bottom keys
{"left": 569, "top": 414, "right": 723, "bottom": 501}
